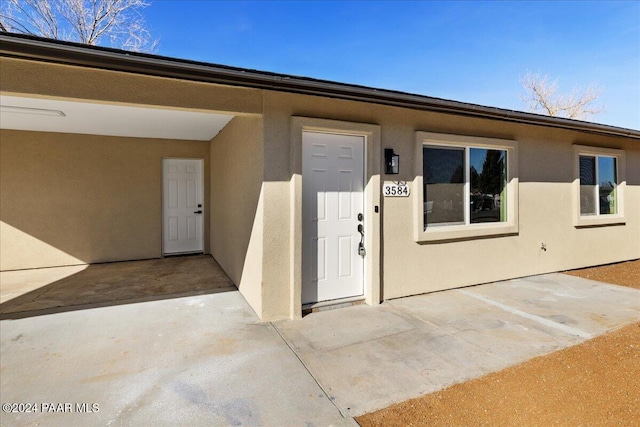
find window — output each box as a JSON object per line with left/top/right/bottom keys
{"left": 574, "top": 145, "right": 625, "bottom": 227}
{"left": 423, "top": 146, "right": 465, "bottom": 226}
{"left": 414, "top": 132, "right": 518, "bottom": 242}
{"left": 579, "top": 155, "right": 617, "bottom": 215}
{"left": 423, "top": 146, "right": 507, "bottom": 228}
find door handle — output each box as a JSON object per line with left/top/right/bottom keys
{"left": 194, "top": 210, "right": 203, "bottom": 214}
{"left": 357, "top": 224, "right": 365, "bottom": 257}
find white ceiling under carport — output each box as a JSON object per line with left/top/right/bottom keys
{"left": 0, "top": 95, "right": 234, "bottom": 141}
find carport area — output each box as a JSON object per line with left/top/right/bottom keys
{"left": 0, "top": 255, "right": 235, "bottom": 319}
{"left": 0, "top": 273, "right": 638, "bottom": 426}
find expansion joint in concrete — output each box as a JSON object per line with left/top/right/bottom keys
{"left": 269, "top": 322, "right": 350, "bottom": 418}
{"left": 457, "top": 289, "right": 593, "bottom": 339}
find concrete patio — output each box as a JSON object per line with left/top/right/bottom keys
{"left": 275, "top": 273, "right": 640, "bottom": 417}
{"left": 1, "top": 291, "right": 355, "bottom": 426}
{"left": 1, "top": 260, "right": 639, "bottom": 426}
{"left": 0, "top": 255, "right": 234, "bottom": 319}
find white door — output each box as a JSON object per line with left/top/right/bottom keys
{"left": 302, "top": 132, "right": 365, "bottom": 304}
{"left": 163, "top": 158, "right": 204, "bottom": 254}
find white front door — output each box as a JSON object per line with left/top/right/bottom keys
{"left": 163, "top": 158, "right": 204, "bottom": 254}
{"left": 302, "top": 132, "right": 365, "bottom": 304}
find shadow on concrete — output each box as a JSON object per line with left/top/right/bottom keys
{"left": 0, "top": 255, "right": 236, "bottom": 320}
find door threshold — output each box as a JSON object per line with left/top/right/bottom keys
{"left": 302, "top": 296, "right": 365, "bottom": 315}
{"left": 163, "top": 252, "right": 205, "bottom": 258}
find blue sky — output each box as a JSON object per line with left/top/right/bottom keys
{"left": 145, "top": 1, "right": 639, "bottom": 129}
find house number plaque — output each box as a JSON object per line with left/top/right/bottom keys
{"left": 383, "top": 182, "right": 410, "bottom": 197}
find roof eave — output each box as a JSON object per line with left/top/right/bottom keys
{"left": 1, "top": 33, "right": 639, "bottom": 140}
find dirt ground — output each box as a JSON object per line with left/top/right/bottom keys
{"left": 564, "top": 259, "right": 640, "bottom": 290}
{"left": 356, "top": 260, "right": 640, "bottom": 427}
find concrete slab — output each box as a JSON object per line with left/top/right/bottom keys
{"left": 0, "top": 256, "right": 235, "bottom": 318}
{"left": 275, "top": 274, "right": 640, "bottom": 417}
{"left": 2, "top": 272, "right": 638, "bottom": 425}
{"left": 0, "top": 264, "right": 88, "bottom": 304}
{"left": 0, "top": 291, "right": 354, "bottom": 427}
{"left": 391, "top": 290, "right": 586, "bottom": 361}
{"left": 462, "top": 273, "right": 640, "bottom": 334}
{"left": 277, "top": 305, "right": 508, "bottom": 416}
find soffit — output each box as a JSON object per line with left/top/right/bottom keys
{"left": 0, "top": 95, "right": 234, "bottom": 141}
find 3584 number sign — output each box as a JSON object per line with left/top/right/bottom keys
{"left": 383, "top": 183, "right": 410, "bottom": 197}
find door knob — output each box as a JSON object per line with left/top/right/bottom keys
{"left": 194, "top": 210, "right": 203, "bottom": 214}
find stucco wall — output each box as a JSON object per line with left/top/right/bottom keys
{"left": 210, "top": 116, "right": 264, "bottom": 316}
{"left": 260, "top": 93, "right": 383, "bottom": 320}
{"left": 261, "top": 91, "right": 639, "bottom": 317}
{"left": 2, "top": 54, "right": 638, "bottom": 320}
{"left": 0, "top": 55, "right": 263, "bottom": 271}
{"left": 0, "top": 129, "right": 210, "bottom": 271}
{"left": 378, "top": 117, "right": 639, "bottom": 299}
{"left": 0, "top": 57, "right": 263, "bottom": 115}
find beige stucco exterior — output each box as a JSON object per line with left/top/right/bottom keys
{"left": 1, "top": 49, "right": 638, "bottom": 321}
{"left": 0, "top": 129, "right": 211, "bottom": 270}
{"left": 209, "top": 115, "right": 264, "bottom": 316}
{"left": 0, "top": 57, "right": 263, "bottom": 115}
{"left": 261, "top": 91, "right": 639, "bottom": 307}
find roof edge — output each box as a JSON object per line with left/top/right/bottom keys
{"left": 2, "top": 33, "right": 639, "bottom": 139}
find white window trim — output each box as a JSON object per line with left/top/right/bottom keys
{"left": 573, "top": 145, "right": 626, "bottom": 227}
{"left": 414, "top": 132, "right": 519, "bottom": 242}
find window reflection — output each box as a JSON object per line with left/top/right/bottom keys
{"left": 598, "top": 156, "right": 617, "bottom": 215}
{"left": 579, "top": 155, "right": 617, "bottom": 216}
{"left": 579, "top": 156, "right": 597, "bottom": 215}
{"left": 470, "top": 148, "right": 507, "bottom": 224}
{"left": 423, "top": 147, "right": 464, "bottom": 226}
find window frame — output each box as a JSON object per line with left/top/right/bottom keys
{"left": 573, "top": 145, "right": 625, "bottom": 227}
{"left": 414, "top": 132, "right": 519, "bottom": 242}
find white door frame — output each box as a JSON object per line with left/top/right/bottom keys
{"left": 162, "top": 158, "right": 204, "bottom": 255}
{"left": 290, "top": 117, "right": 381, "bottom": 318}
